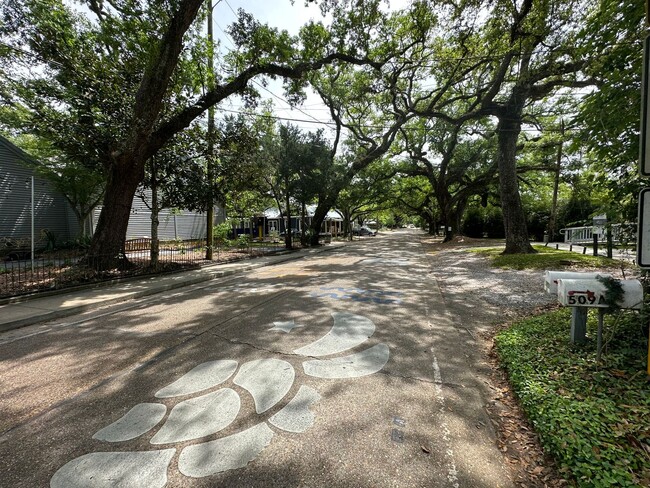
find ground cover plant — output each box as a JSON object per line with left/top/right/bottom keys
{"left": 471, "top": 245, "right": 622, "bottom": 270}
{"left": 495, "top": 308, "right": 650, "bottom": 486}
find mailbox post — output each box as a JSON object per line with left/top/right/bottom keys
{"left": 556, "top": 277, "right": 643, "bottom": 360}
{"left": 592, "top": 215, "right": 607, "bottom": 257}
{"left": 545, "top": 271, "right": 612, "bottom": 344}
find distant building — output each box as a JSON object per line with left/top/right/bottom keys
{"left": 1, "top": 134, "right": 220, "bottom": 247}
{"left": 0, "top": 134, "right": 80, "bottom": 246}
{"left": 231, "top": 205, "right": 343, "bottom": 238}
{"left": 93, "top": 188, "right": 224, "bottom": 241}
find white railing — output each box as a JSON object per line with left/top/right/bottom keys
{"left": 560, "top": 224, "right": 625, "bottom": 244}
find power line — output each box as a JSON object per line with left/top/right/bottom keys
{"left": 218, "top": 107, "right": 584, "bottom": 133}
{"left": 210, "top": 8, "right": 329, "bottom": 129}
{"left": 223, "top": 0, "right": 239, "bottom": 18}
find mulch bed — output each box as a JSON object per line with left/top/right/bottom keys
{"left": 483, "top": 316, "right": 570, "bottom": 488}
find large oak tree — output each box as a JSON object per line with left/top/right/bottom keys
{"left": 0, "top": 0, "right": 380, "bottom": 267}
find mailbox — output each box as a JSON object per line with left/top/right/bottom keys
{"left": 544, "top": 271, "right": 611, "bottom": 295}
{"left": 557, "top": 278, "right": 643, "bottom": 310}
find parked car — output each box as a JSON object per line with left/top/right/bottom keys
{"left": 353, "top": 226, "right": 376, "bottom": 236}
{"left": 280, "top": 228, "right": 301, "bottom": 237}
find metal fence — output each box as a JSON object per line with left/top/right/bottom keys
{"left": 0, "top": 238, "right": 287, "bottom": 299}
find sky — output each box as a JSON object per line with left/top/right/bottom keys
{"left": 210, "top": 0, "right": 338, "bottom": 137}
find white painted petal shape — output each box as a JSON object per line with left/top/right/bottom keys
{"left": 150, "top": 389, "right": 240, "bottom": 445}
{"left": 269, "top": 320, "right": 303, "bottom": 333}
{"left": 303, "top": 343, "right": 390, "bottom": 379}
{"left": 179, "top": 423, "right": 274, "bottom": 477}
{"left": 50, "top": 449, "right": 175, "bottom": 488}
{"left": 269, "top": 386, "right": 321, "bottom": 433}
{"left": 93, "top": 403, "right": 167, "bottom": 442}
{"left": 294, "top": 312, "right": 375, "bottom": 357}
{"left": 155, "top": 360, "right": 238, "bottom": 398}
{"left": 233, "top": 359, "right": 294, "bottom": 414}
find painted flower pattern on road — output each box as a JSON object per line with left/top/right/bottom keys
{"left": 51, "top": 312, "right": 390, "bottom": 487}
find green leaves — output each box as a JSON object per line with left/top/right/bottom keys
{"left": 226, "top": 8, "right": 301, "bottom": 83}
{"left": 574, "top": 0, "right": 645, "bottom": 219}
{"left": 496, "top": 308, "right": 650, "bottom": 486}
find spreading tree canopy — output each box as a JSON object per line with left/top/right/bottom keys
{"left": 0, "top": 0, "right": 382, "bottom": 267}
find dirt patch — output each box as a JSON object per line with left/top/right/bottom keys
{"left": 483, "top": 319, "right": 570, "bottom": 488}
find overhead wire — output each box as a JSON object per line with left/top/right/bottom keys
{"left": 218, "top": 107, "right": 584, "bottom": 133}
{"left": 211, "top": 7, "right": 334, "bottom": 131}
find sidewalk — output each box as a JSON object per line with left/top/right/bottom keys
{"left": 0, "top": 243, "right": 343, "bottom": 333}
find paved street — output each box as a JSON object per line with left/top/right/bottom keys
{"left": 0, "top": 230, "right": 513, "bottom": 487}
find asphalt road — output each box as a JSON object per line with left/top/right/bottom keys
{"left": 0, "top": 230, "right": 512, "bottom": 487}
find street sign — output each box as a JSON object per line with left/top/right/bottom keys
{"left": 592, "top": 214, "right": 607, "bottom": 226}
{"left": 637, "top": 189, "right": 650, "bottom": 267}
{"left": 642, "top": 35, "right": 650, "bottom": 176}
{"left": 592, "top": 214, "right": 607, "bottom": 237}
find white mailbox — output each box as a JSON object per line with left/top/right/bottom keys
{"left": 557, "top": 278, "right": 643, "bottom": 310}
{"left": 544, "top": 271, "right": 612, "bottom": 295}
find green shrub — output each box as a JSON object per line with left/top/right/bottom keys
{"left": 41, "top": 229, "right": 58, "bottom": 251}
{"left": 236, "top": 234, "right": 251, "bottom": 250}
{"left": 485, "top": 208, "right": 505, "bottom": 238}
{"left": 462, "top": 207, "right": 485, "bottom": 237}
{"left": 213, "top": 222, "right": 232, "bottom": 247}
{"left": 496, "top": 309, "right": 650, "bottom": 486}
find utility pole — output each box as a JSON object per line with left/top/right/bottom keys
{"left": 205, "top": 1, "right": 217, "bottom": 259}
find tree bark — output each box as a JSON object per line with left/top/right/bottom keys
{"left": 300, "top": 201, "right": 307, "bottom": 246}
{"left": 420, "top": 211, "right": 436, "bottom": 235}
{"left": 309, "top": 195, "right": 337, "bottom": 245}
{"left": 284, "top": 189, "right": 292, "bottom": 250}
{"left": 150, "top": 160, "right": 160, "bottom": 266}
{"left": 548, "top": 120, "right": 563, "bottom": 241}
{"left": 205, "top": 0, "right": 215, "bottom": 260}
{"left": 87, "top": 159, "right": 144, "bottom": 269}
{"left": 496, "top": 101, "right": 536, "bottom": 254}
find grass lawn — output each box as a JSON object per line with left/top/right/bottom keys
{"left": 471, "top": 245, "right": 625, "bottom": 271}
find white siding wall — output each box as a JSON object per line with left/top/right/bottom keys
{"left": 93, "top": 188, "right": 223, "bottom": 241}
{"left": 0, "top": 136, "right": 79, "bottom": 244}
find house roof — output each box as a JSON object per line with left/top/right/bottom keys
{"left": 263, "top": 205, "right": 343, "bottom": 221}
{"left": 0, "top": 134, "right": 39, "bottom": 168}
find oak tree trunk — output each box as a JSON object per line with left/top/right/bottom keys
{"left": 284, "top": 190, "right": 292, "bottom": 250}
{"left": 87, "top": 158, "right": 145, "bottom": 269}
{"left": 309, "top": 196, "right": 337, "bottom": 246}
{"left": 149, "top": 157, "right": 160, "bottom": 266}
{"left": 496, "top": 106, "right": 536, "bottom": 254}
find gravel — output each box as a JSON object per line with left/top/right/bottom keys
{"left": 429, "top": 248, "right": 557, "bottom": 314}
